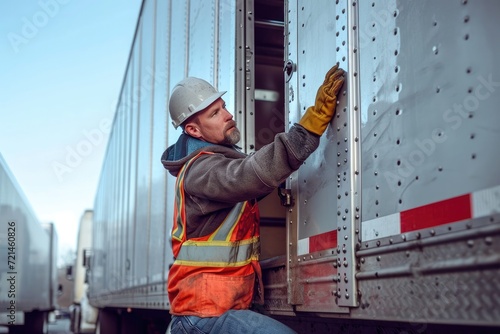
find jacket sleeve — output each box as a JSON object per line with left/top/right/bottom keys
{"left": 183, "top": 124, "right": 320, "bottom": 204}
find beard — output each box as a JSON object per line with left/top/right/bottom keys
{"left": 222, "top": 122, "right": 241, "bottom": 146}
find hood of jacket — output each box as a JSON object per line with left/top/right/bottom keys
{"left": 161, "top": 133, "right": 245, "bottom": 177}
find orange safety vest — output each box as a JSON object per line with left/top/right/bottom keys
{"left": 167, "top": 152, "right": 263, "bottom": 317}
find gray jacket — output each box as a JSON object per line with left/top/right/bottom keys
{"left": 161, "top": 124, "right": 319, "bottom": 239}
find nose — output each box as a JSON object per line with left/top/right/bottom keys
{"left": 223, "top": 108, "right": 233, "bottom": 121}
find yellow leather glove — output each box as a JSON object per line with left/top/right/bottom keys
{"left": 299, "top": 64, "right": 345, "bottom": 136}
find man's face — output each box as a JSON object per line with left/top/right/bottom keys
{"left": 185, "top": 98, "right": 240, "bottom": 146}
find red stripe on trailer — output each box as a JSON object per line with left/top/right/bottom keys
{"left": 309, "top": 230, "right": 337, "bottom": 253}
{"left": 400, "top": 194, "right": 472, "bottom": 233}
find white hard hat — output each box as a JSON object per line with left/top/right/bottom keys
{"left": 168, "top": 77, "right": 226, "bottom": 128}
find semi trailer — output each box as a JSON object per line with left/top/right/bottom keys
{"left": 0, "top": 153, "right": 58, "bottom": 333}
{"left": 88, "top": 0, "right": 500, "bottom": 333}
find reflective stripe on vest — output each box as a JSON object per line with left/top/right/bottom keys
{"left": 175, "top": 236, "right": 260, "bottom": 267}
{"left": 209, "top": 202, "right": 244, "bottom": 241}
{"left": 171, "top": 153, "right": 207, "bottom": 243}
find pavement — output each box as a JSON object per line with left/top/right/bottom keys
{"left": 0, "top": 317, "right": 72, "bottom": 334}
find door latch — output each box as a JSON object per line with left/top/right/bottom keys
{"left": 283, "top": 59, "right": 296, "bottom": 83}
{"left": 278, "top": 186, "right": 294, "bottom": 207}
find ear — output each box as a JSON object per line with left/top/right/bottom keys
{"left": 184, "top": 122, "right": 202, "bottom": 139}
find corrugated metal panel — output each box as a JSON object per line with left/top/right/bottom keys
{"left": 89, "top": 0, "right": 241, "bottom": 310}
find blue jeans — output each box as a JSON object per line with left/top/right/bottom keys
{"left": 169, "top": 310, "right": 297, "bottom": 334}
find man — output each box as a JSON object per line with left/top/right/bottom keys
{"left": 161, "top": 64, "right": 345, "bottom": 333}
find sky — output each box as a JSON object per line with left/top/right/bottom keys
{"left": 0, "top": 1, "right": 143, "bottom": 265}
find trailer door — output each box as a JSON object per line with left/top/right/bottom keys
{"left": 285, "top": 0, "right": 360, "bottom": 312}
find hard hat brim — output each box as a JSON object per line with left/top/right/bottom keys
{"left": 195, "top": 90, "right": 226, "bottom": 114}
